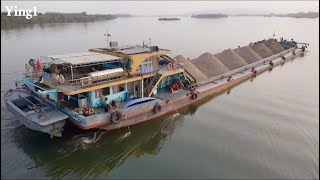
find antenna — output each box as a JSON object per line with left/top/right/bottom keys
{"left": 104, "top": 29, "right": 112, "bottom": 48}
{"left": 149, "top": 38, "right": 152, "bottom": 47}
{"left": 273, "top": 29, "right": 276, "bottom": 39}
{"left": 104, "top": 29, "right": 109, "bottom": 48}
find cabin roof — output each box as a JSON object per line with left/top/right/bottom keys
{"left": 115, "top": 47, "right": 150, "bottom": 55}
{"left": 44, "top": 52, "right": 122, "bottom": 66}
{"left": 114, "top": 46, "right": 170, "bottom": 55}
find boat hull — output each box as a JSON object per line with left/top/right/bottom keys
{"left": 90, "top": 48, "right": 304, "bottom": 131}
{"left": 4, "top": 89, "right": 67, "bottom": 137}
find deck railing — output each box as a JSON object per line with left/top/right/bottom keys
{"left": 25, "top": 69, "right": 159, "bottom": 88}
{"left": 24, "top": 64, "right": 182, "bottom": 88}
{"left": 201, "top": 47, "right": 296, "bottom": 84}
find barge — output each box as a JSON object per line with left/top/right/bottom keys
{"left": 4, "top": 37, "right": 309, "bottom": 137}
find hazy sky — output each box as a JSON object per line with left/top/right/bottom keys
{"left": 1, "top": 1, "right": 319, "bottom": 15}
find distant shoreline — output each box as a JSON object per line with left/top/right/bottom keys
{"left": 191, "top": 14, "right": 228, "bottom": 18}
{"left": 1, "top": 11, "right": 318, "bottom": 29}
{"left": 232, "top": 12, "right": 319, "bottom": 19}
{"left": 158, "top": 18, "right": 181, "bottom": 21}
{"left": 1, "top": 12, "right": 136, "bottom": 28}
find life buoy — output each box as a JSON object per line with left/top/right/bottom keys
{"left": 153, "top": 103, "right": 161, "bottom": 113}
{"left": 192, "top": 93, "right": 198, "bottom": 100}
{"left": 85, "top": 110, "right": 89, "bottom": 115}
{"left": 59, "top": 75, "right": 65, "bottom": 84}
{"left": 173, "top": 62, "right": 178, "bottom": 69}
{"left": 89, "top": 108, "right": 95, "bottom": 115}
{"left": 110, "top": 110, "right": 123, "bottom": 124}
{"left": 168, "top": 63, "right": 173, "bottom": 70}
{"left": 53, "top": 74, "right": 58, "bottom": 81}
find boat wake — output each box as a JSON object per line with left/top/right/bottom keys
{"left": 66, "top": 130, "right": 107, "bottom": 150}
{"left": 117, "top": 126, "right": 132, "bottom": 142}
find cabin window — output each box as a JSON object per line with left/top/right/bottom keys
{"left": 141, "top": 62, "right": 153, "bottom": 74}
{"left": 95, "top": 88, "right": 110, "bottom": 98}
{"left": 119, "top": 84, "right": 125, "bottom": 92}
{"left": 112, "top": 84, "right": 125, "bottom": 93}
{"left": 103, "top": 87, "right": 110, "bottom": 96}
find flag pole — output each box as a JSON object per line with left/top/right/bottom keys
{"left": 106, "top": 29, "right": 109, "bottom": 48}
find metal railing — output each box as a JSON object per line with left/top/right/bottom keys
{"left": 31, "top": 69, "right": 159, "bottom": 88}
{"left": 201, "top": 47, "right": 296, "bottom": 84}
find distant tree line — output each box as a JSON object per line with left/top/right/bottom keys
{"left": 1, "top": 12, "right": 117, "bottom": 28}
{"left": 265, "top": 12, "right": 319, "bottom": 18}
{"left": 233, "top": 12, "right": 319, "bottom": 19}
{"left": 191, "top": 14, "right": 228, "bottom": 18}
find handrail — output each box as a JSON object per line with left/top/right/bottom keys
{"left": 147, "top": 74, "right": 164, "bottom": 97}
{"left": 200, "top": 47, "right": 296, "bottom": 84}
{"left": 38, "top": 70, "right": 158, "bottom": 87}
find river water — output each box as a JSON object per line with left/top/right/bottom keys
{"left": 1, "top": 16, "right": 319, "bottom": 179}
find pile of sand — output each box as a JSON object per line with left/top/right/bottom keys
{"left": 175, "top": 55, "right": 207, "bottom": 82}
{"left": 191, "top": 52, "right": 230, "bottom": 78}
{"left": 234, "top": 46, "right": 263, "bottom": 64}
{"left": 263, "top": 39, "right": 286, "bottom": 54}
{"left": 250, "top": 43, "right": 274, "bottom": 58}
{"left": 214, "top": 49, "right": 248, "bottom": 70}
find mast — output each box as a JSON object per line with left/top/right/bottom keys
{"left": 105, "top": 29, "right": 112, "bottom": 48}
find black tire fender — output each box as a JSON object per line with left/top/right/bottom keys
{"left": 192, "top": 93, "right": 198, "bottom": 100}
{"left": 111, "top": 110, "right": 123, "bottom": 124}
{"left": 153, "top": 103, "right": 162, "bottom": 113}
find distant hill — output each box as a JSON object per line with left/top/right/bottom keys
{"left": 266, "top": 12, "right": 319, "bottom": 18}
{"left": 234, "top": 11, "right": 319, "bottom": 18}
{"left": 1, "top": 12, "right": 116, "bottom": 28}
{"left": 158, "top": 18, "right": 181, "bottom": 21}
{"left": 191, "top": 14, "right": 228, "bottom": 18}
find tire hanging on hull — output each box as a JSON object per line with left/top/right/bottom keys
{"left": 110, "top": 110, "right": 123, "bottom": 124}
{"left": 153, "top": 103, "right": 162, "bottom": 113}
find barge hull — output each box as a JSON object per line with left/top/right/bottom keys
{"left": 92, "top": 48, "right": 303, "bottom": 131}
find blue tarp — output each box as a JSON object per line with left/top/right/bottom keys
{"left": 123, "top": 97, "right": 157, "bottom": 108}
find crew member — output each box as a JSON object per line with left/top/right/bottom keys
{"left": 103, "top": 97, "right": 110, "bottom": 112}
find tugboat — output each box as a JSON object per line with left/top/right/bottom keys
{"left": 4, "top": 37, "right": 309, "bottom": 138}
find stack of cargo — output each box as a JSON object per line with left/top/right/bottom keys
{"left": 176, "top": 38, "right": 290, "bottom": 83}
{"left": 191, "top": 52, "right": 230, "bottom": 78}
{"left": 175, "top": 55, "right": 208, "bottom": 83}
{"left": 234, "top": 46, "right": 263, "bottom": 64}
{"left": 262, "top": 39, "right": 286, "bottom": 54}
{"left": 214, "top": 49, "right": 248, "bottom": 70}
{"left": 250, "top": 42, "right": 274, "bottom": 58}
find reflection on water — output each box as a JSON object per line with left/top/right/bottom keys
{"left": 12, "top": 113, "right": 185, "bottom": 179}
{"left": 1, "top": 16, "right": 318, "bottom": 179}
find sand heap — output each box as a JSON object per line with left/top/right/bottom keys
{"left": 250, "top": 43, "right": 274, "bottom": 58}
{"left": 191, "top": 52, "right": 230, "bottom": 78}
{"left": 175, "top": 55, "right": 207, "bottom": 82}
{"left": 262, "top": 39, "right": 286, "bottom": 54}
{"left": 214, "top": 49, "right": 248, "bottom": 70}
{"left": 234, "top": 46, "right": 263, "bottom": 64}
